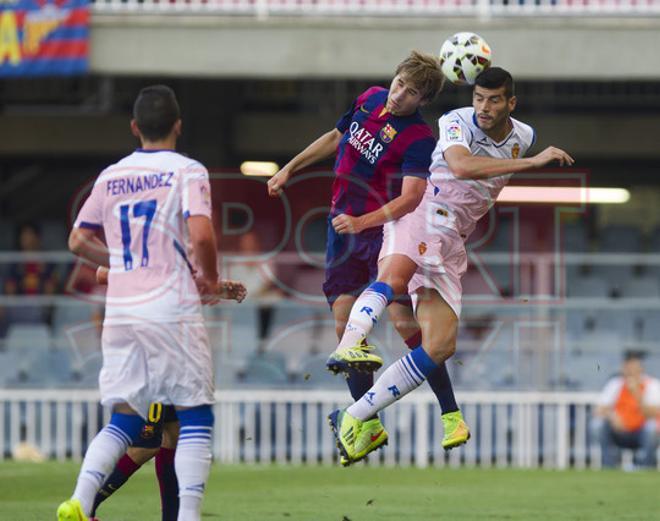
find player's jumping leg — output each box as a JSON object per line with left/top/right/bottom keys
{"left": 326, "top": 294, "right": 387, "bottom": 465}
{"left": 329, "top": 289, "right": 459, "bottom": 463}
{"left": 89, "top": 402, "right": 168, "bottom": 521}
{"left": 388, "top": 302, "right": 469, "bottom": 450}
{"left": 175, "top": 405, "right": 214, "bottom": 521}
{"left": 89, "top": 449, "right": 155, "bottom": 521}
{"left": 156, "top": 419, "right": 180, "bottom": 521}
{"left": 326, "top": 294, "right": 384, "bottom": 375}
{"left": 328, "top": 254, "right": 418, "bottom": 369}
{"left": 329, "top": 253, "right": 470, "bottom": 450}
{"left": 57, "top": 404, "right": 146, "bottom": 521}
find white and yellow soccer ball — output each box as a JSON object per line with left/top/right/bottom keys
{"left": 439, "top": 32, "right": 492, "bottom": 86}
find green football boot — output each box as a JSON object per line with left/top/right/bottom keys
{"left": 57, "top": 498, "right": 88, "bottom": 521}
{"left": 326, "top": 344, "right": 383, "bottom": 375}
{"left": 328, "top": 409, "right": 388, "bottom": 465}
{"left": 441, "top": 410, "right": 471, "bottom": 450}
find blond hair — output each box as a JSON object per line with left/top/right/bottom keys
{"left": 395, "top": 50, "right": 445, "bottom": 101}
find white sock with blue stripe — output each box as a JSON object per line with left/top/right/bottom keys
{"left": 73, "top": 413, "right": 144, "bottom": 515}
{"left": 346, "top": 346, "right": 439, "bottom": 421}
{"left": 337, "top": 282, "right": 394, "bottom": 350}
{"left": 176, "top": 406, "right": 214, "bottom": 521}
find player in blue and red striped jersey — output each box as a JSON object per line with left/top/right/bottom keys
{"left": 268, "top": 51, "right": 470, "bottom": 459}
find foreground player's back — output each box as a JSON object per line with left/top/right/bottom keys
{"left": 75, "top": 149, "right": 212, "bottom": 324}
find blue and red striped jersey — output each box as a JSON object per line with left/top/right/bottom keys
{"left": 331, "top": 86, "right": 434, "bottom": 219}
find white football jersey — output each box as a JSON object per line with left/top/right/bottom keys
{"left": 428, "top": 107, "right": 535, "bottom": 238}
{"left": 74, "top": 149, "right": 212, "bottom": 325}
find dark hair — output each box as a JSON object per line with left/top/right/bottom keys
{"left": 474, "top": 67, "right": 514, "bottom": 98}
{"left": 133, "top": 85, "right": 181, "bottom": 141}
{"left": 624, "top": 349, "right": 646, "bottom": 362}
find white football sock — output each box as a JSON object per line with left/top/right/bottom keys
{"left": 176, "top": 426, "right": 213, "bottom": 521}
{"left": 72, "top": 424, "right": 131, "bottom": 515}
{"left": 347, "top": 347, "right": 438, "bottom": 421}
{"left": 337, "top": 282, "right": 393, "bottom": 350}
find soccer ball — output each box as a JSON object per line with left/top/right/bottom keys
{"left": 439, "top": 32, "right": 492, "bottom": 86}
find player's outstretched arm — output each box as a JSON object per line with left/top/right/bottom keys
{"left": 267, "top": 128, "right": 343, "bottom": 197}
{"left": 444, "top": 145, "right": 574, "bottom": 180}
{"left": 68, "top": 228, "right": 110, "bottom": 268}
{"left": 332, "top": 176, "right": 427, "bottom": 234}
{"left": 187, "top": 215, "right": 221, "bottom": 305}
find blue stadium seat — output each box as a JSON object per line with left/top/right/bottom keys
{"left": 562, "top": 349, "right": 616, "bottom": 390}
{"left": 647, "top": 227, "right": 660, "bottom": 252}
{"left": 592, "top": 310, "right": 638, "bottom": 342}
{"left": 566, "top": 276, "right": 609, "bottom": 298}
{"left": 223, "top": 305, "right": 260, "bottom": 356}
{"left": 52, "top": 302, "right": 96, "bottom": 336}
{"left": 70, "top": 355, "right": 103, "bottom": 388}
{"left": 297, "top": 354, "right": 345, "bottom": 388}
{"left": 5, "top": 348, "right": 73, "bottom": 388}
{"left": 4, "top": 305, "right": 48, "bottom": 325}
{"left": 0, "top": 350, "right": 22, "bottom": 385}
{"left": 271, "top": 303, "right": 319, "bottom": 332}
{"left": 5, "top": 323, "right": 51, "bottom": 353}
{"left": 39, "top": 220, "right": 69, "bottom": 251}
{"left": 237, "top": 357, "right": 289, "bottom": 387}
{"left": 620, "top": 277, "right": 660, "bottom": 298}
{"left": 589, "top": 265, "right": 635, "bottom": 295}
{"left": 0, "top": 221, "right": 16, "bottom": 251}
{"left": 640, "top": 312, "right": 660, "bottom": 343}
{"left": 562, "top": 222, "right": 590, "bottom": 252}
{"left": 598, "top": 225, "right": 642, "bottom": 252}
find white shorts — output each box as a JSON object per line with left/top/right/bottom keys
{"left": 100, "top": 321, "right": 214, "bottom": 419}
{"left": 379, "top": 195, "right": 468, "bottom": 318}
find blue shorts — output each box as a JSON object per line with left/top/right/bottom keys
{"left": 322, "top": 217, "right": 383, "bottom": 306}
{"left": 132, "top": 404, "right": 178, "bottom": 449}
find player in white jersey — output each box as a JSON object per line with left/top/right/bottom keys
{"left": 328, "top": 68, "right": 574, "bottom": 464}
{"left": 57, "top": 86, "right": 245, "bottom": 521}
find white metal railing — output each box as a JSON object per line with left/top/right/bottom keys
{"left": 1, "top": 389, "right": 610, "bottom": 469}
{"left": 89, "top": 0, "right": 660, "bottom": 16}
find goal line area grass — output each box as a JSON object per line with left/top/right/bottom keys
{"left": 1, "top": 461, "right": 658, "bottom": 520}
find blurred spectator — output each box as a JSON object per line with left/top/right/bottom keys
{"left": 4, "top": 223, "right": 59, "bottom": 296}
{"left": 227, "top": 230, "right": 283, "bottom": 346}
{"left": 2, "top": 223, "right": 59, "bottom": 327}
{"left": 594, "top": 351, "right": 660, "bottom": 469}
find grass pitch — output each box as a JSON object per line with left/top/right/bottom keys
{"left": 1, "top": 461, "right": 658, "bottom": 520}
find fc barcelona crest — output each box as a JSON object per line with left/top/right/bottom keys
{"left": 512, "top": 143, "right": 520, "bottom": 159}
{"left": 418, "top": 242, "right": 427, "bottom": 255}
{"left": 380, "top": 123, "right": 398, "bottom": 144}
{"left": 141, "top": 425, "right": 156, "bottom": 440}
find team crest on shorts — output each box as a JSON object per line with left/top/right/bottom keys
{"left": 511, "top": 143, "right": 520, "bottom": 159}
{"left": 418, "top": 242, "right": 427, "bottom": 255}
{"left": 380, "top": 123, "right": 398, "bottom": 143}
{"left": 141, "top": 425, "right": 156, "bottom": 439}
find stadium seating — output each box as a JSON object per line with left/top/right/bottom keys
{"left": 237, "top": 356, "right": 290, "bottom": 387}
{"left": 599, "top": 225, "right": 643, "bottom": 252}
{"left": 0, "top": 222, "right": 15, "bottom": 252}
{"left": 297, "top": 354, "right": 346, "bottom": 388}
{"left": 566, "top": 275, "right": 609, "bottom": 298}
{"left": 620, "top": 277, "right": 660, "bottom": 298}
{"left": 39, "top": 220, "right": 69, "bottom": 251}
{"left": 562, "top": 222, "right": 591, "bottom": 252}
